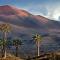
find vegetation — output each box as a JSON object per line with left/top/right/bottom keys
{"left": 0, "top": 23, "right": 60, "bottom": 60}
{"left": 13, "top": 38, "right": 22, "bottom": 57}
{"left": 32, "top": 34, "right": 42, "bottom": 56}
{"left": 0, "top": 23, "right": 11, "bottom": 59}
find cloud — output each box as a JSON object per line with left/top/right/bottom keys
{"left": 26, "top": 4, "right": 60, "bottom": 21}
{"left": 16, "top": 0, "right": 60, "bottom": 21}
{"left": 58, "top": 16, "right": 60, "bottom": 20}
{"left": 46, "top": 6, "right": 60, "bottom": 21}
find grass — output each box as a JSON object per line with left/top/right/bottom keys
{"left": 0, "top": 52, "right": 60, "bottom": 60}
{"left": 0, "top": 54, "right": 24, "bottom": 60}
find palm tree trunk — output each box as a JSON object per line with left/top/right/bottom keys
{"left": 37, "top": 41, "right": 40, "bottom": 56}
{"left": 2, "top": 32, "right": 5, "bottom": 57}
{"left": 16, "top": 46, "right": 18, "bottom": 57}
{"left": 2, "top": 32, "right": 7, "bottom": 59}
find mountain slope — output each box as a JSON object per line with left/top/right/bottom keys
{"left": 0, "top": 5, "right": 60, "bottom": 29}
{"left": 0, "top": 5, "right": 60, "bottom": 37}
{"left": 0, "top": 5, "right": 60, "bottom": 56}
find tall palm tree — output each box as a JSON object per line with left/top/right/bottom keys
{"left": 32, "top": 34, "right": 42, "bottom": 56}
{"left": 0, "top": 39, "right": 3, "bottom": 53}
{"left": 13, "top": 38, "right": 22, "bottom": 57}
{"left": 0, "top": 23, "right": 11, "bottom": 58}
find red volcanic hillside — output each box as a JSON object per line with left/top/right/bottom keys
{"left": 0, "top": 5, "right": 60, "bottom": 30}
{"left": 0, "top": 5, "right": 31, "bottom": 17}
{"left": 0, "top": 5, "right": 15, "bottom": 15}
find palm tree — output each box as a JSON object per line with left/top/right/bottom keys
{"left": 0, "top": 23, "right": 11, "bottom": 58}
{"left": 32, "top": 34, "right": 42, "bottom": 56}
{"left": 0, "top": 39, "right": 3, "bottom": 46}
{"left": 6, "top": 40, "right": 13, "bottom": 50}
{"left": 13, "top": 38, "right": 22, "bottom": 57}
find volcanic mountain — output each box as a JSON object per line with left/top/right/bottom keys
{"left": 0, "top": 5, "right": 60, "bottom": 54}
{"left": 0, "top": 5, "right": 60, "bottom": 29}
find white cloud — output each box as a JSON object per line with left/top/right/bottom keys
{"left": 46, "top": 6, "right": 60, "bottom": 21}
{"left": 21, "top": 3, "right": 60, "bottom": 21}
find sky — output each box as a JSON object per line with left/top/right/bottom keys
{"left": 0, "top": 0, "right": 60, "bottom": 21}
